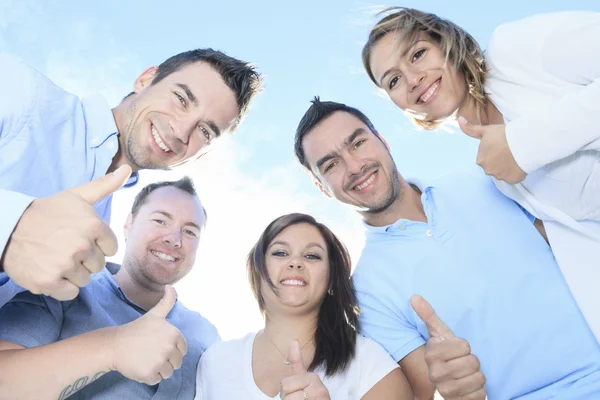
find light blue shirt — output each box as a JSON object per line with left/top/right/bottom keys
{"left": 0, "top": 53, "right": 138, "bottom": 307}
{"left": 353, "top": 167, "right": 600, "bottom": 400}
{"left": 0, "top": 263, "right": 219, "bottom": 399}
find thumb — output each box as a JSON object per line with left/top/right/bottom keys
{"left": 148, "top": 285, "right": 177, "bottom": 318}
{"left": 69, "top": 164, "right": 132, "bottom": 204}
{"left": 458, "top": 116, "right": 484, "bottom": 140}
{"left": 410, "top": 294, "right": 455, "bottom": 340}
{"left": 287, "top": 339, "right": 306, "bottom": 375}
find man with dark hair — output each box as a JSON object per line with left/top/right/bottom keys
{"left": 0, "top": 177, "right": 218, "bottom": 399}
{"left": 0, "top": 49, "right": 261, "bottom": 305}
{"left": 293, "top": 97, "right": 600, "bottom": 399}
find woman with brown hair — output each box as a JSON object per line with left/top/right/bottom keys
{"left": 194, "top": 213, "right": 413, "bottom": 399}
{"left": 362, "top": 7, "right": 600, "bottom": 344}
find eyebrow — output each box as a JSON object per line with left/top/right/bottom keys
{"left": 315, "top": 128, "right": 366, "bottom": 171}
{"left": 378, "top": 39, "right": 424, "bottom": 87}
{"left": 152, "top": 210, "right": 201, "bottom": 231}
{"left": 268, "top": 240, "right": 325, "bottom": 251}
{"left": 175, "top": 83, "right": 222, "bottom": 138}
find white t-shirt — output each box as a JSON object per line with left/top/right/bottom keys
{"left": 194, "top": 332, "right": 399, "bottom": 399}
{"left": 484, "top": 11, "right": 600, "bottom": 343}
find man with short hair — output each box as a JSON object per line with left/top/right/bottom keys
{"left": 0, "top": 177, "right": 218, "bottom": 399}
{"left": 0, "top": 49, "right": 261, "bottom": 305}
{"left": 293, "top": 97, "right": 600, "bottom": 399}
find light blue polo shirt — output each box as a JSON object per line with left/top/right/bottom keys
{"left": 0, "top": 263, "right": 219, "bottom": 399}
{"left": 0, "top": 53, "right": 138, "bottom": 308}
{"left": 353, "top": 167, "right": 600, "bottom": 399}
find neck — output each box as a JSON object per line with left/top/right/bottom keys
{"left": 107, "top": 103, "right": 139, "bottom": 174}
{"left": 456, "top": 96, "right": 503, "bottom": 126}
{"left": 113, "top": 262, "right": 165, "bottom": 311}
{"left": 361, "top": 181, "right": 427, "bottom": 227}
{"left": 262, "top": 310, "right": 318, "bottom": 363}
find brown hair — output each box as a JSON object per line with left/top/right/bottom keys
{"left": 247, "top": 213, "right": 359, "bottom": 376}
{"left": 362, "top": 7, "right": 487, "bottom": 129}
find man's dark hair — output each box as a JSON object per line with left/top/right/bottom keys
{"left": 131, "top": 176, "right": 207, "bottom": 226}
{"left": 126, "top": 48, "right": 262, "bottom": 132}
{"left": 247, "top": 213, "right": 359, "bottom": 377}
{"left": 294, "top": 97, "right": 379, "bottom": 170}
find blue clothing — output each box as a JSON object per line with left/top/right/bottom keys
{"left": 0, "top": 263, "right": 219, "bottom": 399}
{"left": 353, "top": 168, "right": 600, "bottom": 400}
{"left": 0, "top": 53, "right": 138, "bottom": 307}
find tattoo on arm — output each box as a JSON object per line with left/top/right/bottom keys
{"left": 57, "top": 371, "right": 107, "bottom": 400}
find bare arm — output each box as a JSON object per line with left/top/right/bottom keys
{"left": 0, "top": 329, "right": 114, "bottom": 400}
{"left": 399, "top": 346, "right": 436, "bottom": 400}
{"left": 362, "top": 367, "right": 414, "bottom": 400}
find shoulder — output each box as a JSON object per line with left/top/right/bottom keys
{"left": 354, "top": 335, "right": 397, "bottom": 361}
{"left": 172, "top": 302, "right": 220, "bottom": 343}
{"left": 201, "top": 332, "right": 254, "bottom": 361}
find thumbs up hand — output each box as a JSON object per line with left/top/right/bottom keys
{"left": 411, "top": 295, "right": 486, "bottom": 400}
{"left": 458, "top": 116, "right": 526, "bottom": 184}
{"left": 111, "top": 285, "right": 187, "bottom": 385}
{"left": 279, "top": 340, "right": 330, "bottom": 400}
{"left": 1, "top": 165, "right": 132, "bottom": 301}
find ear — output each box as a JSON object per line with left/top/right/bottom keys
{"left": 134, "top": 66, "right": 159, "bottom": 93}
{"left": 123, "top": 213, "right": 134, "bottom": 241}
{"left": 313, "top": 178, "right": 332, "bottom": 199}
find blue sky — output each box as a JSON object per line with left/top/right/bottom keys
{"left": 1, "top": 0, "right": 598, "bottom": 338}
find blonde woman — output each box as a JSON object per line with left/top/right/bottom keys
{"left": 362, "top": 8, "right": 600, "bottom": 343}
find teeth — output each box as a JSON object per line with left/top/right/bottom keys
{"left": 419, "top": 80, "right": 439, "bottom": 103}
{"left": 151, "top": 250, "right": 175, "bottom": 261}
{"left": 354, "top": 173, "right": 376, "bottom": 191}
{"left": 281, "top": 280, "right": 306, "bottom": 286}
{"left": 151, "top": 125, "right": 171, "bottom": 152}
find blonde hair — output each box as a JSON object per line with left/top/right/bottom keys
{"left": 362, "top": 7, "right": 488, "bottom": 130}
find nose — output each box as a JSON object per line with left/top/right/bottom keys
{"left": 406, "top": 70, "right": 425, "bottom": 93}
{"left": 287, "top": 257, "right": 305, "bottom": 270}
{"left": 345, "top": 155, "right": 366, "bottom": 176}
{"left": 163, "top": 230, "right": 182, "bottom": 248}
{"left": 169, "top": 116, "right": 195, "bottom": 145}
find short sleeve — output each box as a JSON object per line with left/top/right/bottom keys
{"left": 357, "top": 291, "right": 425, "bottom": 362}
{"left": 354, "top": 335, "right": 401, "bottom": 398}
{"left": 0, "top": 291, "right": 64, "bottom": 348}
{"left": 0, "top": 190, "right": 36, "bottom": 267}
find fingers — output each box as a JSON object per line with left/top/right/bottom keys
{"left": 168, "top": 349, "right": 184, "bottom": 370}
{"left": 69, "top": 165, "right": 132, "bottom": 205}
{"left": 80, "top": 242, "right": 107, "bottom": 274}
{"left": 457, "top": 116, "right": 484, "bottom": 140}
{"left": 148, "top": 285, "right": 177, "bottom": 318}
{"left": 410, "top": 295, "right": 455, "bottom": 339}
{"left": 176, "top": 335, "right": 188, "bottom": 357}
{"left": 46, "top": 279, "right": 80, "bottom": 301}
{"left": 287, "top": 340, "right": 306, "bottom": 375}
{"left": 280, "top": 373, "right": 310, "bottom": 397}
{"left": 62, "top": 262, "right": 93, "bottom": 287}
{"left": 428, "top": 352, "right": 480, "bottom": 382}
{"left": 437, "top": 370, "right": 486, "bottom": 399}
{"left": 157, "top": 362, "right": 175, "bottom": 381}
{"left": 93, "top": 221, "right": 119, "bottom": 258}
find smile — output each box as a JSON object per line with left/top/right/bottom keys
{"left": 418, "top": 79, "right": 440, "bottom": 104}
{"left": 353, "top": 171, "right": 377, "bottom": 191}
{"left": 151, "top": 250, "right": 176, "bottom": 262}
{"left": 151, "top": 125, "right": 172, "bottom": 153}
{"left": 280, "top": 279, "right": 307, "bottom": 287}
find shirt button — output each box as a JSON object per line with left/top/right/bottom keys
{"left": 426, "top": 229, "right": 433, "bottom": 237}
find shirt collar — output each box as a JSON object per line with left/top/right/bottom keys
{"left": 361, "top": 176, "right": 436, "bottom": 234}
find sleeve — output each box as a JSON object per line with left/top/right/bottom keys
{"left": 0, "top": 274, "right": 25, "bottom": 309}
{"left": 357, "top": 291, "right": 425, "bottom": 363}
{"left": 0, "top": 190, "right": 36, "bottom": 267}
{"left": 492, "top": 12, "right": 600, "bottom": 173}
{"left": 354, "top": 335, "right": 401, "bottom": 398}
{"left": 0, "top": 53, "right": 38, "bottom": 142}
{"left": 0, "top": 291, "right": 64, "bottom": 348}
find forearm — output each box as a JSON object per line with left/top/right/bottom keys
{"left": 0, "top": 327, "right": 116, "bottom": 400}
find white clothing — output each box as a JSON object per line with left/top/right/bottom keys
{"left": 485, "top": 11, "right": 600, "bottom": 342}
{"left": 194, "top": 332, "right": 399, "bottom": 399}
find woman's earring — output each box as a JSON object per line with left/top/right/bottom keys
{"left": 327, "top": 288, "right": 334, "bottom": 296}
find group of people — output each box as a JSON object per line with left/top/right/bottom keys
{"left": 0, "top": 6, "right": 598, "bottom": 400}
